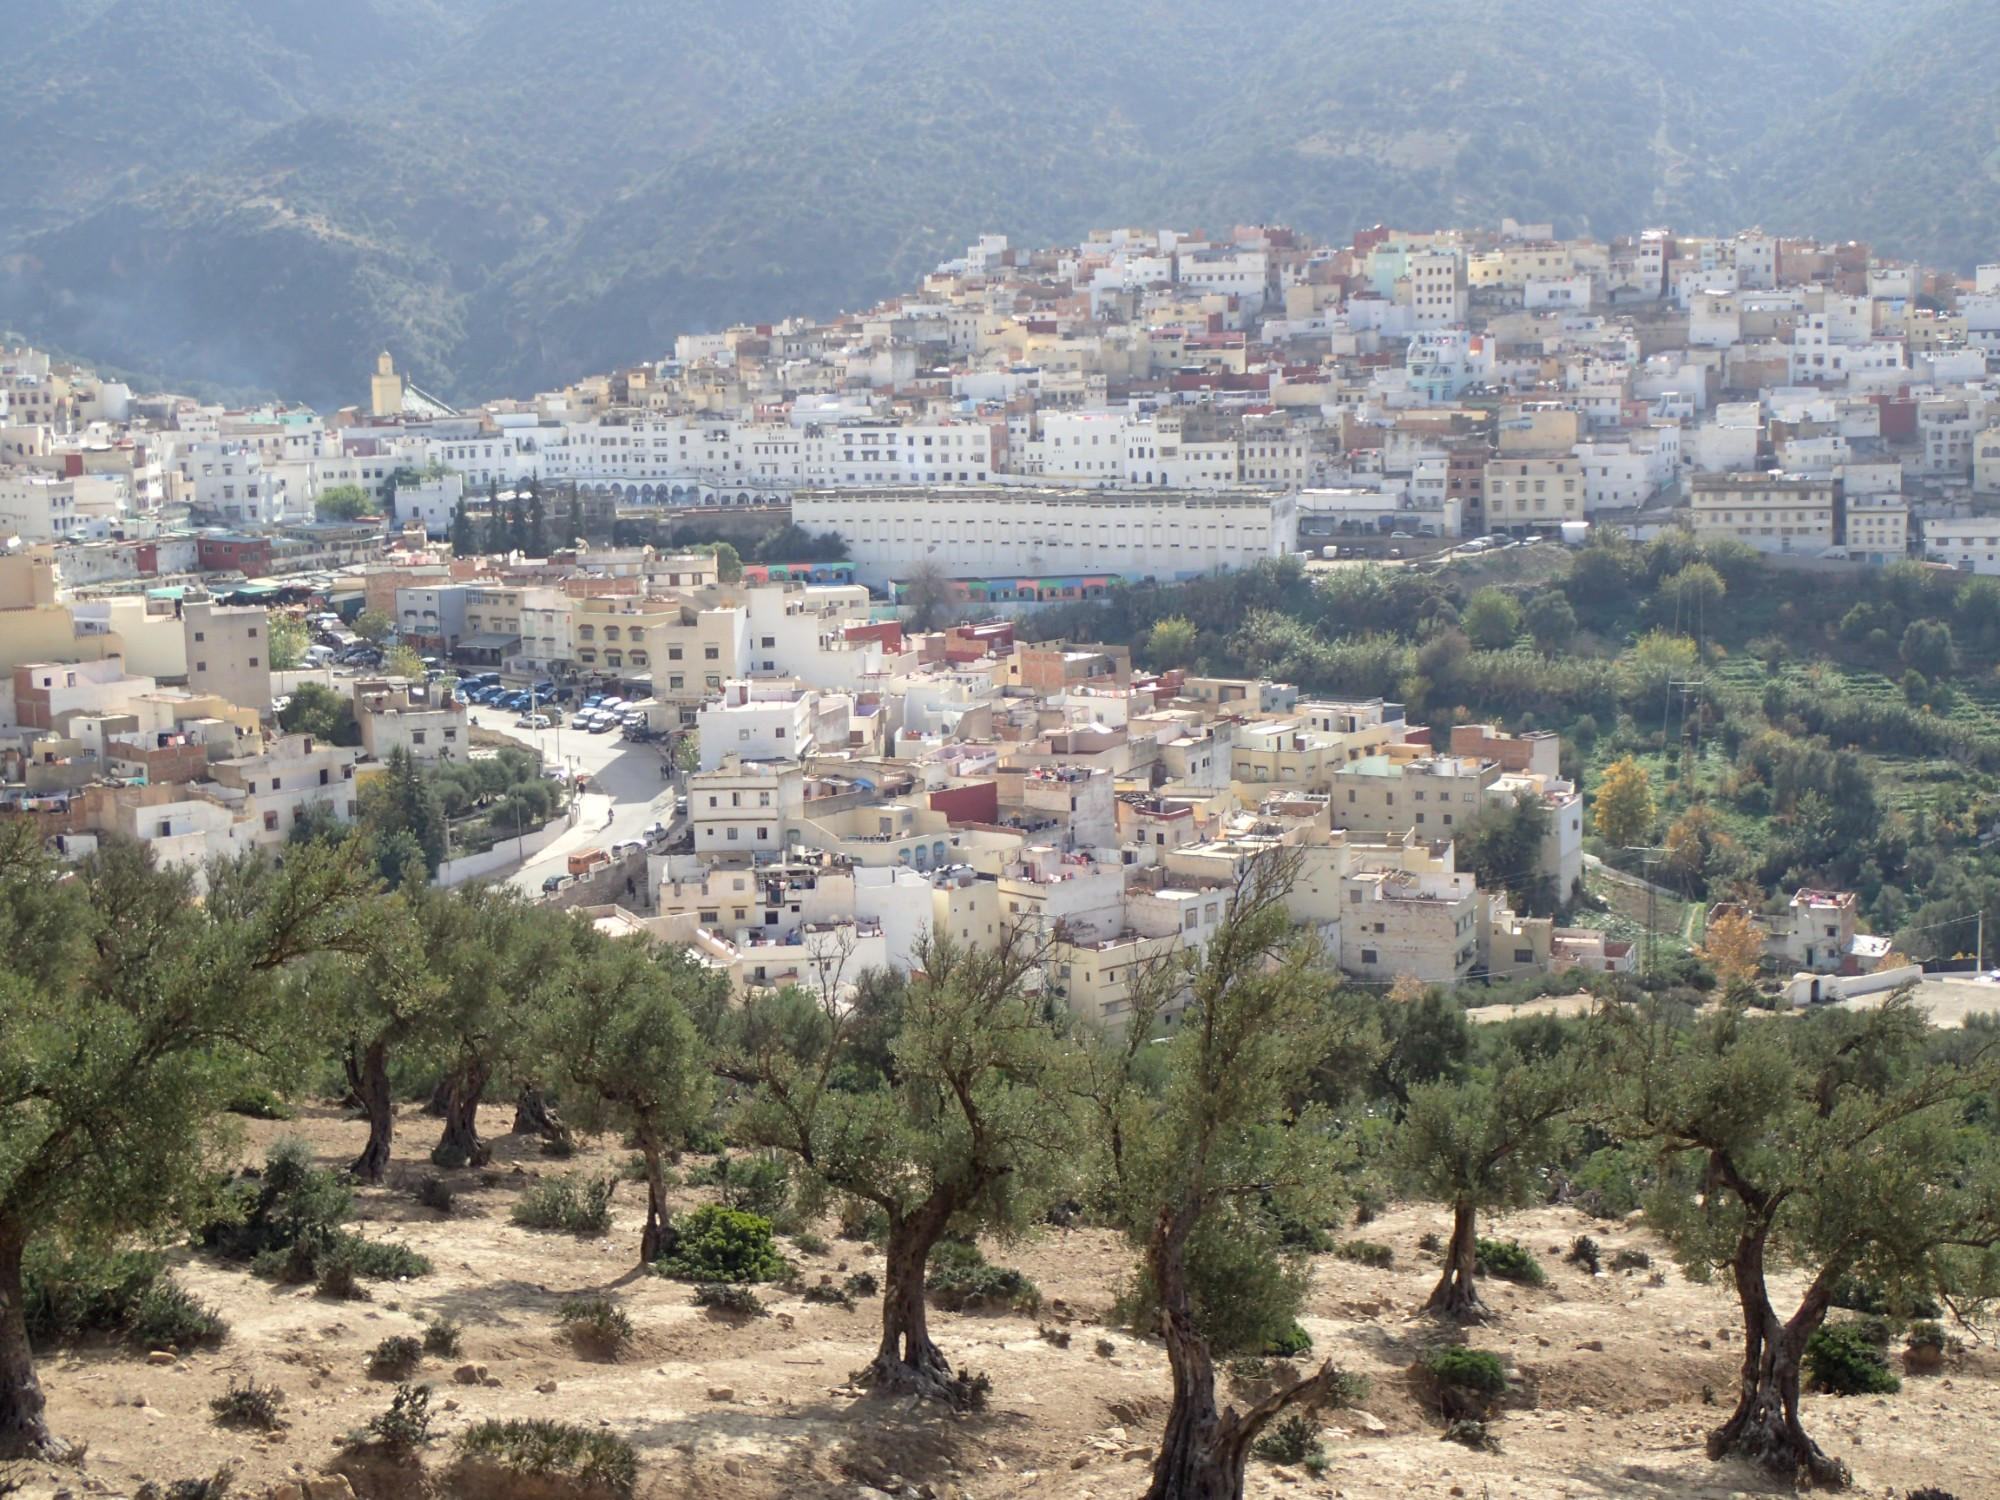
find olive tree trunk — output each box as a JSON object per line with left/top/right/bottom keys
{"left": 511, "top": 1084, "right": 572, "bottom": 1151}
{"left": 861, "top": 1193, "right": 970, "bottom": 1404}
{"left": 635, "top": 1117, "right": 671, "bottom": 1266}
{"left": 1708, "top": 1230, "right": 1846, "bottom": 1486}
{"left": 432, "top": 1060, "right": 491, "bottom": 1168}
{"left": 0, "top": 1232, "right": 59, "bottom": 1460}
{"left": 1145, "top": 1206, "right": 1339, "bottom": 1500}
{"left": 1424, "top": 1199, "right": 1484, "bottom": 1320}
{"left": 345, "top": 1040, "right": 394, "bottom": 1184}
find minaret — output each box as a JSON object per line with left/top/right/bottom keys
{"left": 370, "top": 351, "right": 404, "bottom": 418}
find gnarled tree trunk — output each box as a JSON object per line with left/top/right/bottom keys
{"left": 1708, "top": 1231, "right": 1846, "bottom": 1486}
{"left": 432, "top": 1060, "right": 491, "bottom": 1168}
{"left": 1424, "top": 1199, "right": 1483, "bottom": 1320}
{"left": 512, "top": 1084, "right": 572, "bottom": 1151}
{"left": 346, "top": 1040, "right": 394, "bottom": 1184}
{"left": 860, "top": 1192, "right": 969, "bottom": 1403}
{"left": 1145, "top": 1206, "right": 1339, "bottom": 1500}
{"left": 0, "top": 1232, "right": 61, "bottom": 1460}
{"left": 635, "top": 1118, "right": 671, "bottom": 1266}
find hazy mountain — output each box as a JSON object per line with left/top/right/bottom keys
{"left": 0, "top": 0, "right": 1977, "bottom": 410}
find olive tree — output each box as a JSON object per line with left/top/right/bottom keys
{"left": 1395, "top": 1052, "right": 1577, "bottom": 1319}
{"left": 725, "top": 925, "right": 1080, "bottom": 1404}
{"left": 1108, "top": 851, "right": 1367, "bottom": 1500}
{"left": 0, "top": 828, "right": 380, "bottom": 1456}
{"left": 1600, "top": 992, "right": 2000, "bottom": 1485}
{"left": 544, "top": 933, "right": 716, "bottom": 1263}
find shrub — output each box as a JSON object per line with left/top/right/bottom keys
{"left": 792, "top": 1231, "right": 829, "bottom": 1256}
{"left": 1417, "top": 1231, "right": 1444, "bottom": 1254}
{"left": 24, "top": 1244, "right": 228, "bottom": 1352}
{"left": 369, "top": 1335, "right": 424, "bottom": 1380}
{"left": 1421, "top": 1346, "right": 1509, "bottom": 1397}
{"left": 926, "top": 1240, "right": 1041, "bottom": 1313}
{"left": 1806, "top": 1322, "right": 1901, "bottom": 1396}
{"left": 512, "top": 1173, "right": 616, "bottom": 1236}
{"left": 135, "top": 1471, "right": 235, "bottom": 1500}
{"left": 1264, "top": 1321, "right": 1313, "bottom": 1358}
{"left": 1474, "top": 1238, "right": 1546, "bottom": 1287}
{"left": 1565, "top": 1236, "right": 1601, "bottom": 1274}
{"left": 557, "top": 1297, "right": 633, "bottom": 1358}
{"left": 421, "top": 1316, "right": 463, "bottom": 1358}
{"left": 1443, "top": 1417, "right": 1500, "bottom": 1452}
{"left": 1907, "top": 1320, "right": 1950, "bottom": 1352}
{"left": 210, "top": 1377, "right": 285, "bottom": 1430}
{"left": 652, "top": 1205, "right": 790, "bottom": 1284}
{"left": 1334, "top": 1239, "right": 1393, "bottom": 1269}
{"left": 355, "top": 1383, "right": 434, "bottom": 1451}
{"left": 1609, "top": 1248, "right": 1652, "bottom": 1272}
{"left": 208, "top": 1140, "right": 427, "bottom": 1288}
{"left": 837, "top": 1197, "right": 889, "bottom": 1242}
{"left": 1113, "top": 1205, "right": 1309, "bottom": 1356}
{"left": 1252, "top": 1411, "right": 1325, "bottom": 1469}
{"left": 413, "top": 1175, "right": 455, "bottom": 1215}
{"left": 803, "top": 1279, "right": 853, "bottom": 1309}
{"left": 458, "top": 1419, "right": 638, "bottom": 1497}
{"left": 687, "top": 1152, "right": 792, "bottom": 1220}
{"left": 691, "top": 1283, "right": 766, "bottom": 1317}
{"left": 842, "top": 1271, "right": 879, "bottom": 1298}
{"left": 1828, "top": 1275, "right": 1940, "bottom": 1318}
{"left": 313, "top": 1240, "right": 371, "bottom": 1302}
{"left": 225, "top": 1086, "right": 295, "bottom": 1120}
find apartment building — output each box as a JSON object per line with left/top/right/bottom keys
{"left": 183, "top": 598, "right": 271, "bottom": 713}
{"left": 204, "top": 734, "right": 360, "bottom": 847}
{"left": 1482, "top": 457, "right": 1585, "bottom": 531}
{"left": 1688, "top": 473, "right": 1838, "bottom": 555}
{"left": 689, "top": 756, "right": 804, "bottom": 859}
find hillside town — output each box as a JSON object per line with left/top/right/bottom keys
{"left": 0, "top": 218, "right": 1991, "bottom": 1003}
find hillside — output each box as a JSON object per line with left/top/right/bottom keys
{"left": 23, "top": 1105, "right": 1994, "bottom": 1500}
{"left": 2, "top": 0, "right": 1984, "bottom": 408}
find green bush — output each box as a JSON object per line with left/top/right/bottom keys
{"left": 210, "top": 1377, "right": 285, "bottom": 1430}
{"left": 1806, "top": 1322, "right": 1901, "bottom": 1396}
{"left": 1252, "top": 1410, "right": 1325, "bottom": 1469}
{"left": 1907, "top": 1319, "right": 1950, "bottom": 1352}
{"left": 1264, "top": 1321, "right": 1313, "bottom": 1358}
{"left": 926, "top": 1240, "right": 1041, "bottom": 1313}
{"left": 692, "top": 1283, "right": 766, "bottom": 1317}
{"left": 1828, "top": 1275, "right": 1940, "bottom": 1318}
{"left": 1609, "top": 1247, "right": 1651, "bottom": 1272}
{"left": 558, "top": 1297, "right": 633, "bottom": 1358}
{"left": 803, "top": 1279, "right": 854, "bottom": 1309}
{"left": 414, "top": 1175, "right": 455, "bottom": 1215}
{"left": 1474, "top": 1238, "right": 1546, "bottom": 1287}
{"left": 312, "top": 1240, "right": 371, "bottom": 1302}
{"left": 687, "top": 1152, "right": 792, "bottom": 1220}
{"left": 354, "top": 1382, "right": 435, "bottom": 1452}
{"left": 208, "top": 1139, "right": 427, "bottom": 1287}
{"left": 421, "top": 1316, "right": 463, "bottom": 1358}
{"left": 1421, "top": 1345, "right": 1509, "bottom": 1396}
{"left": 1334, "top": 1239, "right": 1393, "bottom": 1269}
{"left": 458, "top": 1419, "right": 638, "bottom": 1497}
{"left": 23, "top": 1244, "right": 225, "bottom": 1352}
{"left": 225, "top": 1086, "right": 295, "bottom": 1120}
{"left": 652, "top": 1205, "right": 790, "bottom": 1284}
{"left": 1417, "top": 1230, "right": 1443, "bottom": 1254}
{"left": 512, "top": 1173, "right": 616, "bottom": 1236}
{"left": 1113, "top": 1204, "right": 1309, "bottom": 1356}
{"left": 842, "top": 1270, "right": 879, "bottom": 1298}
{"left": 792, "top": 1230, "right": 829, "bottom": 1256}
{"left": 369, "top": 1335, "right": 424, "bottom": 1380}
{"left": 1565, "top": 1236, "right": 1601, "bottom": 1274}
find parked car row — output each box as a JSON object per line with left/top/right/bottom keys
{"left": 567, "top": 693, "right": 652, "bottom": 736}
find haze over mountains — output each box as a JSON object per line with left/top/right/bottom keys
{"left": 1, "top": 0, "right": 1990, "bottom": 410}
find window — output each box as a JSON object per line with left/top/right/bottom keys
{"left": 195, "top": 662, "right": 207, "bottom": 673}
{"left": 263, "top": 811, "right": 279, "bottom": 832}
{"left": 411, "top": 730, "right": 426, "bottom": 745}
{"left": 756, "top": 827, "right": 768, "bottom": 840}
{"left": 704, "top": 646, "right": 719, "bottom": 660}
{"left": 727, "top": 827, "right": 739, "bottom": 841}
{"left": 247, "top": 657, "right": 259, "bottom": 669}
{"left": 1360, "top": 948, "right": 1378, "bottom": 965}
{"left": 248, "top": 627, "right": 258, "bottom": 639}
{"left": 1514, "top": 948, "right": 1534, "bottom": 965}
{"left": 193, "top": 631, "right": 205, "bottom": 642}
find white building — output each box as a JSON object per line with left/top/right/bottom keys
{"left": 792, "top": 485, "right": 1295, "bottom": 587}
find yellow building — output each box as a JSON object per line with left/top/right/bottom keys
{"left": 370, "top": 352, "right": 404, "bottom": 419}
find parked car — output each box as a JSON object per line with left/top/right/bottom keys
{"left": 643, "top": 821, "right": 668, "bottom": 843}
{"left": 611, "top": 839, "right": 642, "bottom": 858}
{"left": 541, "top": 874, "right": 568, "bottom": 894}
{"left": 588, "top": 715, "right": 616, "bottom": 733}
{"left": 570, "top": 712, "right": 594, "bottom": 729}
{"left": 517, "top": 714, "right": 551, "bottom": 730}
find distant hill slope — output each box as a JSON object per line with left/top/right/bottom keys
{"left": 2, "top": 0, "right": 1976, "bottom": 409}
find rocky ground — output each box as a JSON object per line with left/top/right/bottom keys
{"left": 8, "top": 1104, "right": 1996, "bottom": 1500}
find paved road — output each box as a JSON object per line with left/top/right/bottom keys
{"left": 466, "top": 711, "right": 682, "bottom": 897}
{"left": 1833, "top": 976, "right": 2000, "bottom": 1030}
